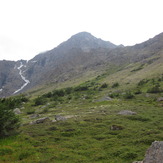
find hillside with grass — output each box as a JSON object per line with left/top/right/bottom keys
{"left": 0, "top": 70, "right": 163, "bottom": 162}
{"left": 0, "top": 32, "right": 163, "bottom": 162}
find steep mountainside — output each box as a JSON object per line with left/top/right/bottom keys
{"left": 0, "top": 32, "right": 163, "bottom": 97}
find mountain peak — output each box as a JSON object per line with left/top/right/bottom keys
{"left": 70, "top": 32, "right": 96, "bottom": 39}
{"left": 58, "top": 31, "right": 117, "bottom": 50}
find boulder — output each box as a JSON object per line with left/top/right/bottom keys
{"left": 157, "top": 97, "right": 163, "bottom": 102}
{"left": 29, "top": 114, "right": 40, "bottom": 119}
{"left": 118, "top": 110, "right": 137, "bottom": 115}
{"left": 13, "top": 108, "right": 21, "bottom": 114}
{"left": 133, "top": 141, "right": 163, "bottom": 163}
{"left": 143, "top": 141, "right": 163, "bottom": 163}
{"left": 30, "top": 117, "right": 50, "bottom": 125}
{"left": 55, "top": 115, "right": 66, "bottom": 121}
{"left": 96, "top": 96, "right": 112, "bottom": 102}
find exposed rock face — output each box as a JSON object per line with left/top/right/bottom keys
{"left": 143, "top": 141, "right": 163, "bottom": 163}
{"left": 133, "top": 141, "right": 163, "bottom": 163}
{"left": 118, "top": 110, "right": 137, "bottom": 115}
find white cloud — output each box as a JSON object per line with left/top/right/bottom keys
{"left": 0, "top": 0, "right": 162, "bottom": 60}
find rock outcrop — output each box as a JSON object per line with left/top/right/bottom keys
{"left": 133, "top": 141, "right": 163, "bottom": 163}
{"left": 143, "top": 141, "right": 163, "bottom": 163}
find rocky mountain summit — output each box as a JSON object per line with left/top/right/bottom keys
{"left": 0, "top": 32, "right": 163, "bottom": 97}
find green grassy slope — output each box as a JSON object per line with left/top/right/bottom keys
{"left": 0, "top": 71, "right": 163, "bottom": 162}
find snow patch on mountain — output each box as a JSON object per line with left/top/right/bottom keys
{"left": 13, "top": 62, "right": 30, "bottom": 94}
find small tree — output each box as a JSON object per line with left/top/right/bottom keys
{"left": 0, "top": 103, "right": 20, "bottom": 137}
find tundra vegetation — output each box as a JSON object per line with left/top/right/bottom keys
{"left": 0, "top": 74, "right": 163, "bottom": 163}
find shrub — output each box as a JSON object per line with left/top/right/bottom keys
{"left": 147, "top": 84, "right": 162, "bottom": 93}
{"left": 134, "top": 88, "right": 142, "bottom": 94}
{"left": 112, "top": 82, "right": 119, "bottom": 88}
{"left": 43, "top": 92, "right": 52, "bottom": 98}
{"left": 74, "top": 85, "right": 89, "bottom": 91}
{"left": 100, "top": 83, "right": 108, "bottom": 88}
{"left": 123, "top": 91, "right": 134, "bottom": 99}
{"left": 18, "top": 151, "right": 32, "bottom": 160}
{"left": 34, "top": 96, "right": 46, "bottom": 106}
{"left": 52, "top": 90, "right": 65, "bottom": 97}
{"left": 0, "top": 103, "right": 20, "bottom": 137}
{"left": 109, "top": 92, "right": 120, "bottom": 98}
{"left": 0, "top": 148, "right": 13, "bottom": 156}
{"left": 26, "top": 109, "right": 35, "bottom": 114}
{"left": 64, "top": 87, "right": 73, "bottom": 94}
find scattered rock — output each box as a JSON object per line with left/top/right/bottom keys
{"left": 64, "top": 115, "right": 77, "bottom": 119}
{"left": 30, "top": 117, "right": 50, "bottom": 125}
{"left": 118, "top": 110, "right": 137, "bottom": 115}
{"left": 55, "top": 115, "right": 66, "bottom": 121}
{"left": 143, "top": 141, "right": 163, "bottom": 163}
{"left": 29, "top": 114, "right": 40, "bottom": 119}
{"left": 54, "top": 115, "right": 76, "bottom": 121}
{"left": 133, "top": 161, "right": 143, "bottom": 163}
{"left": 96, "top": 96, "right": 112, "bottom": 102}
{"left": 41, "top": 105, "right": 46, "bottom": 109}
{"left": 13, "top": 108, "right": 21, "bottom": 114}
{"left": 157, "top": 97, "right": 163, "bottom": 102}
{"left": 110, "top": 125, "right": 124, "bottom": 130}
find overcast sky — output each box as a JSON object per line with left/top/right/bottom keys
{"left": 0, "top": 0, "right": 162, "bottom": 61}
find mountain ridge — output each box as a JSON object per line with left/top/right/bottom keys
{"left": 0, "top": 31, "right": 163, "bottom": 97}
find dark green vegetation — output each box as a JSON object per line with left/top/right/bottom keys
{"left": 0, "top": 96, "right": 28, "bottom": 137}
{"left": 0, "top": 74, "right": 163, "bottom": 163}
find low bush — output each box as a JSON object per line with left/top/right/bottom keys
{"left": 137, "top": 79, "right": 149, "bottom": 86}
{"left": 0, "top": 103, "right": 20, "bottom": 137}
{"left": 123, "top": 91, "right": 135, "bottom": 99}
{"left": 34, "top": 96, "right": 47, "bottom": 106}
{"left": 147, "top": 84, "right": 162, "bottom": 93}
{"left": 109, "top": 92, "right": 120, "bottom": 98}
{"left": 100, "top": 83, "right": 108, "bottom": 88}
{"left": 112, "top": 82, "right": 119, "bottom": 88}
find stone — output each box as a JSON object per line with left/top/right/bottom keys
{"left": 13, "top": 108, "right": 21, "bottom": 114}
{"left": 96, "top": 96, "right": 112, "bottom": 102}
{"left": 30, "top": 117, "right": 50, "bottom": 125}
{"left": 29, "top": 114, "right": 40, "bottom": 119}
{"left": 110, "top": 125, "right": 124, "bottom": 130}
{"left": 133, "top": 141, "right": 163, "bottom": 163}
{"left": 55, "top": 115, "right": 66, "bottom": 121}
{"left": 157, "top": 97, "right": 163, "bottom": 102}
{"left": 118, "top": 110, "right": 137, "bottom": 115}
{"left": 143, "top": 141, "right": 163, "bottom": 163}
